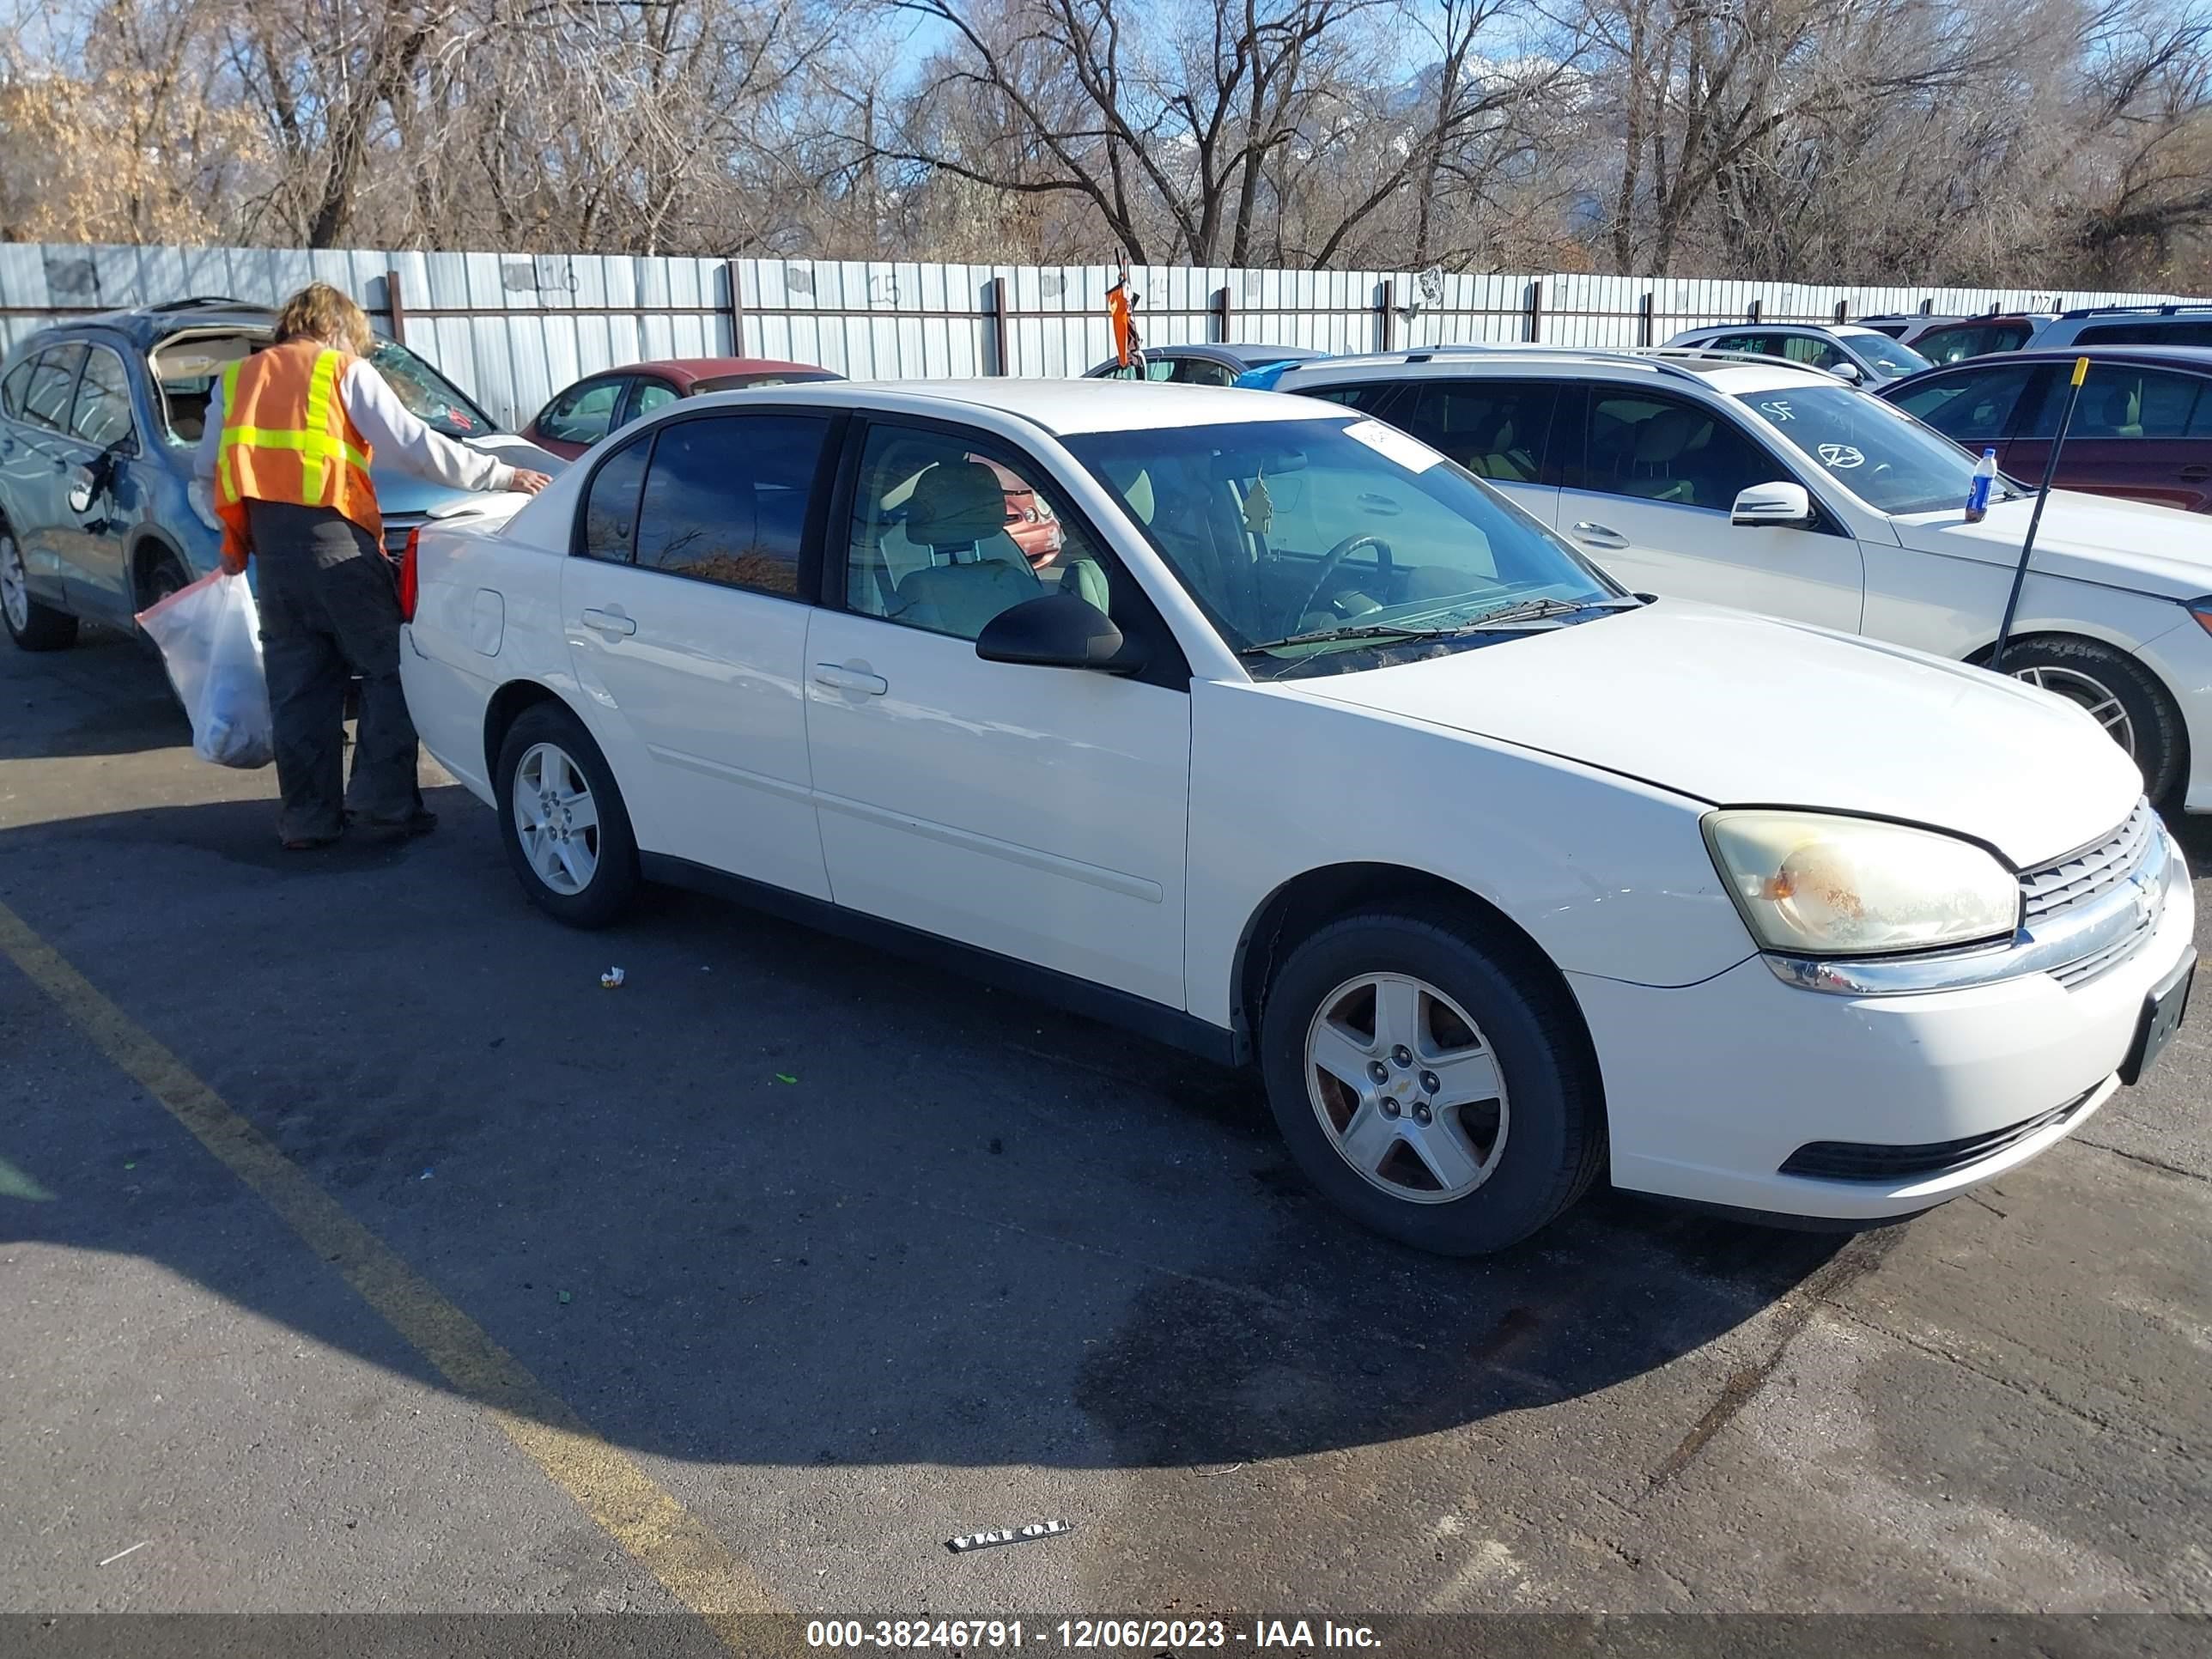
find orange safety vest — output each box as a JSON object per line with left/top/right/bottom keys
{"left": 214, "top": 339, "right": 381, "bottom": 562}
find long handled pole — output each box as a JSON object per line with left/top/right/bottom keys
{"left": 1990, "top": 356, "right": 2090, "bottom": 674}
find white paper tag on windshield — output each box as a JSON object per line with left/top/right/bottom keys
{"left": 1342, "top": 418, "right": 1444, "bottom": 473}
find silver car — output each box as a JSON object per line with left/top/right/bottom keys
{"left": 1666, "top": 322, "right": 1933, "bottom": 386}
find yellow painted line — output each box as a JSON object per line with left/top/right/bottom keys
{"left": 0, "top": 897, "right": 781, "bottom": 1640}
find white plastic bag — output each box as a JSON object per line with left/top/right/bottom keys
{"left": 136, "top": 569, "right": 275, "bottom": 769}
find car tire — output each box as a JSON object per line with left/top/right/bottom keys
{"left": 1259, "top": 909, "right": 1605, "bottom": 1255}
{"left": 1, "top": 522, "right": 80, "bottom": 652}
{"left": 495, "top": 702, "right": 641, "bottom": 929}
{"left": 1996, "top": 636, "right": 2185, "bottom": 805}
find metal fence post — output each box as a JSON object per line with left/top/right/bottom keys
{"left": 384, "top": 269, "right": 408, "bottom": 345}
{"left": 1380, "top": 278, "right": 1396, "bottom": 352}
{"left": 1638, "top": 291, "right": 1654, "bottom": 346}
{"left": 1526, "top": 279, "right": 1542, "bottom": 342}
{"left": 1833, "top": 300, "right": 1848, "bottom": 325}
{"left": 1215, "top": 284, "right": 1233, "bottom": 343}
{"left": 725, "top": 258, "right": 745, "bottom": 355}
{"left": 990, "top": 276, "right": 1012, "bottom": 375}
{"left": 1747, "top": 298, "right": 1762, "bottom": 324}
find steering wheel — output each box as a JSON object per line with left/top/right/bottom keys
{"left": 1292, "top": 533, "right": 1395, "bottom": 627}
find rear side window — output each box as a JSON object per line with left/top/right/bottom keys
{"left": 0, "top": 355, "right": 36, "bottom": 418}
{"left": 1169, "top": 357, "right": 1237, "bottom": 387}
{"left": 634, "top": 413, "right": 831, "bottom": 597}
{"left": 1395, "top": 380, "right": 1558, "bottom": 483}
{"left": 537, "top": 378, "right": 625, "bottom": 447}
{"left": 70, "top": 346, "right": 137, "bottom": 448}
{"left": 579, "top": 439, "right": 649, "bottom": 562}
{"left": 1297, "top": 381, "right": 1406, "bottom": 417}
{"left": 1914, "top": 322, "right": 2033, "bottom": 362}
{"left": 1890, "top": 364, "right": 2035, "bottom": 444}
{"left": 2063, "top": 365, "right": 2207, "bottom": 440}
{"left": 21, "top": 344, "right": 86, "bottom": 430}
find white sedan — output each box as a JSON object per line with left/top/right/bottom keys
{"left": 398, "top": 380, "right": 2196, "bottom": 1254}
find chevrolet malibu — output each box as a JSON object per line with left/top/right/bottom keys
{"left": 397, "top": 381, "right": 2196, "bottom": 1254}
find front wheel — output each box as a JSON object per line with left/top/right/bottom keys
{"left": 495, "top": 703, "right": 641, "bottom": 928}
{"left": 1260, "top": 911, "right": 1605, "bottom": 1255}
{"left": 2, "top": 525, "right": 79, "bottom": 651}
{"left": 1998, "top": 636, "right": 2185, "bottom": 804}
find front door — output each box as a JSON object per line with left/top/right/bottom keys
{"left": 47, "top": 342, "right": 143, "bottom": 623}
{"left": 1558, "top": 386, "right": 1864, "bottom": 630}
{"left": 802, "top": 418, "right": 1192, "bottom": 1008}
{"left": 7, "top": 343, "right": 87, "bottom": 605}
{"left": 559, "top": 406, "right": 838, "bottom": 899}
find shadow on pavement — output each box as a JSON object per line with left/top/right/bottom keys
{"left": 0, "top": 781, "right": 1853, "bottom": 1476}
{"left": 0, "top": 637, "right": 185, "bottom": 762}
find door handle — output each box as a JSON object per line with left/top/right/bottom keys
{"left": 2180, "top": 465, "right": 2211, "bottom": 482}
{"left": 812, "top": 662, "right": 888, "bottom": 696}
{"left": 580, "top": 606, "right": 636, "bottom": 636}
{"left": 1571, "top": 521, "right": 1630, "bottom": 550}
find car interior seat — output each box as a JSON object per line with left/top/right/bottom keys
{"left": 1625, "top": 407, "right": 1704, "bottom": 503}
{"left": 892, "top": 460, "right": 1041, "bottom": 635}
{"left": 2098, "top": 382, "right": 2144, "bottom": 438}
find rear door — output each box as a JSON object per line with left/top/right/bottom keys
{"left": 560, "top": 406, "right": 839, "bottom": 897}
{"left": 1557, "top": 385, "right": 1863, "bottom": 629}
{"left": 2004, "top": 362, "right": 2212, "bottom": 512}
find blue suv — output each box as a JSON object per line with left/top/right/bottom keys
{"left": 0, "top": 296, "right": 554, "bottom": 652}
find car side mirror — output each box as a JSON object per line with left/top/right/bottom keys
{"left": 1829, "top": 361, "right": 1863, "bottom": 385}
{"left": 975, "top": 592, "right": 1137, "bottom": 672}
{"left": 1731, "top": 481, "right": 1814, "bottom": 527}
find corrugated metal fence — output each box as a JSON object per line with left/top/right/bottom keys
{"left": 0, "top": 241, "right": 2189, "bottom": 429}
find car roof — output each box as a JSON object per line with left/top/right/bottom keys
{"left": 622, "top": 356, "right": 834, "bottom": 385}
{"left": 1274, "top": 346, "right": 1836, "bottom": 398}
{"left": 1891, "top": 343, "right": 2212, "bottom": 377}
{"left": 685, "top": 376, "right": 1346, "bottom": 435}
{"left": 63, "top": 297, "right": 278, "bottom": 349}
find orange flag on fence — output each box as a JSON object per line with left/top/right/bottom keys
{"left": 1108, "top": 262, "right": 1141, "bottom": 368}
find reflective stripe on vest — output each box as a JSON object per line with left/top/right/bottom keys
{"left": 216, "top": 350, "right": 372, "bottom": 508}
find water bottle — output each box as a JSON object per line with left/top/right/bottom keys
{"left": 1965, "top": 447, "right": 1996, "bottom": 523}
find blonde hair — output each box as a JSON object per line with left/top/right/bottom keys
{"left": 273, "top": 282, "right": 374, "bottom": 357}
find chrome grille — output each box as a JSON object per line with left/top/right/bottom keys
{"left": 2020, "top": 801, "right": 2155, "bottom": 923}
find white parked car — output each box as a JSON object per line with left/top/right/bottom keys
{"left": 1271, "top": 349, "right": 2212, "bottom": 811}
{"left": 398, "top": 380, "right": 2195, "bottom": 1254}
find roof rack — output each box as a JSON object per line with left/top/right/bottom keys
{"left": 2057, "top": 300, "right": 2212, "bottom": 319}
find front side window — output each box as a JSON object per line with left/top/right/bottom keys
{"left": 1782, "top": 335, "right": 1845, "bottom": 371}
{"left": 1888, "top": 364, "right": 2035, "bottom": 445}
{"left": 538, "top": 379, "right": 625, "bottom": 446}
{"left": 0, "top": 354, "right": 36, "bottom": 419}
{"left": 1396, "top": 380, "right": 1558, "bottom": 482}
{"left": 1914, "top": 323, "right": 2033, "bottom": 363}
{"left": 634, "top": 412, "right": 830, "bottom": 595}
{"left": 1584, "top": 392, "right": 1774, "bottom": 511}
{"left": 21, "top": 344, "right": 86, "bottom": 431}
{"left": 68, "top": 346, "right": 136, "bottom": 449}
{"left": 844, "top": 423, "right": 1100, "bottom": 641}
{"left": 1299, "top": 382, "right": 1406, "bottom": 417}
{"left": 1064, "top": 416, "right": 1623, "bottom": 674}
{"left": 1741, "top": 384, "right": 2008, "bottom": 514}
{"left": 1843, "top": 334, "right": 1933, "bottom": 378}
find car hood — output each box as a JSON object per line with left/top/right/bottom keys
{"left": 1278, "top": 600, "right": 2142, "bottom": 868}
{"left": 1890, "top": 490, "right": 2212, "bottom": 599}
{"left": 372, "top": 434, "right": 564, "bottom": 517}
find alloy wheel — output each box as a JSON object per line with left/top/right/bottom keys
{"left": 2011, "top": 664, "right": 2136, "bottom": 757}
{"left": 514, "top": 742, "right": 601, "bottom": 895}
{"left": 1, "top": 532, "right": 27, "bottom": 632}
{"left": 1304, "top": 971, "right": 1510, "bottom": 1205}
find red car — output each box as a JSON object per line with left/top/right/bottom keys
{"left": 1884, "top": 345, "right": 2212, "bottom": 513}
{"left": 523, "top": 356, "right": 842, "bottom": 460}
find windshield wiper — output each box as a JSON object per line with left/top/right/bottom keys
{"left": 1447, "top": 594, "right": 1645, "bottom": 631}
{"left": 1237, "top": 621, "right": 1455, "bottom": 654}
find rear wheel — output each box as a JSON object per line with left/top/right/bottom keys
{"left": 1259, "top": 910, "right": 1605, "bottom": 1255}
{"left": 1, "top": 524, "right": 80, "bottom": 651}
{"left": 1997, "top": 636, "right": 2185, "bottom": 804}
{"left": 495, "top": 702, "right": 641, "bottom": 928}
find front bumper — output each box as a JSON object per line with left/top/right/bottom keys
{"left": 1569, "top": 829, "right": 2196, "bottom": 1220}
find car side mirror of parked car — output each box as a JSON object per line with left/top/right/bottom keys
{"left": 1731, "top": 481, "right": 1814, "bottom": 527}
{"left": 975, "top": 591, "right": 1138, "bottom": 672}
{"left": 1829, "top": 361, "right": 1864, "bottom": 385}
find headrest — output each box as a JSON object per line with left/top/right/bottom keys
{"left": 908, "top": 460, "right": 1008, "bottom": 548}
{"left": 1633, "top": 407, "right": 1699, "bottom": 464}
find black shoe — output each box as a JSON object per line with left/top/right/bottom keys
{"left": 356, "top": 809, "right": 438, "bottom": 843}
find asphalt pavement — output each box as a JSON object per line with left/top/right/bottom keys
{"left": 2, "top": 629, "right": 2208, "bottom": 1640}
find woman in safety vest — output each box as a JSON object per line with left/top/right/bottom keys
{"left": 193, "top": 283, "right": 550, "bottom": 850}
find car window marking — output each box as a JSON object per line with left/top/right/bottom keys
{"left": 1343, "top": 418, "right": 1443, "bottom": 473}
{"left": 1817, "top": 444, "right": 1864, "bottom": 470}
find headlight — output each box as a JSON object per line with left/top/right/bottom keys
{"left": 1703, "top": 811, "right": 2020, "bottom": 956}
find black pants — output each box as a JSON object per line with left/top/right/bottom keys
{"left": 246, "top": 501, "right": 418, "bottom": 842}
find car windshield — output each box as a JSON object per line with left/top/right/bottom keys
{"left": 368, "top": 340, "right": 496, "bottom": 437}
{"left": 1846, "top": 334, "right": 1933, "bottom": 378}
{"left": 1062, "top": 416, "right": 1626, "bottom": 674}
{"left": 1734, "top": 383, "right": 2019, "bottom": 515}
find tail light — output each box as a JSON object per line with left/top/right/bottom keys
{"left": 398, "top": 527, "right": 422, "bottom": 622}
